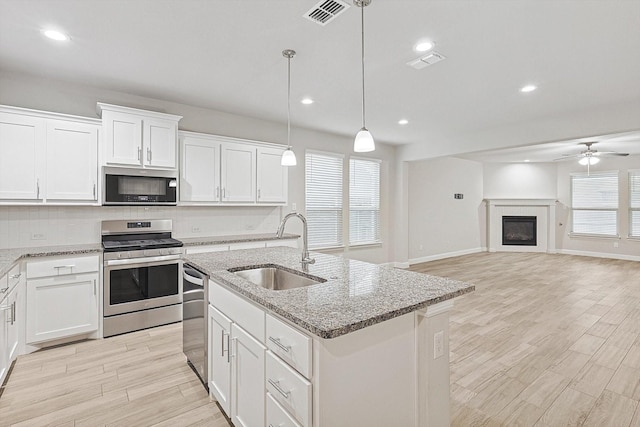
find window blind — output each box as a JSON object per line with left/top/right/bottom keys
{"left": 571, "top": 171, "right": 618, "bottom": 236}
{"left": 305, "top": 151, "right": 343, "bottom": 248}
{"left": 349, "top": 158, "right": 381, "bottom": 245}
{"left": 630, "top": 170, "right": 640, "bottom": 237}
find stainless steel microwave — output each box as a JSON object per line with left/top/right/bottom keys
{"left": 103, "top": 167, "right": 177, "bottom": 205}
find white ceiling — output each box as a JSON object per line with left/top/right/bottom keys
{"left": 0, "top": 0, "right": 639, "bottom": 161}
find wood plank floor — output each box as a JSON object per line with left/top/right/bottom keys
{"left": 0, "top": 323, "right": 229, "bottom": 427}
{"left": 1, "top": 252, "right": 639, "bottom": 426}
{"left": 411, "top": 252, "right": 640, "bottom": 427}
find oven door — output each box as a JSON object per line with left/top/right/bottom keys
{"left": 104, "top": 255, "right": 182, "bottom": 316}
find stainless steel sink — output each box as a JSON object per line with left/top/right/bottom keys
{"left": 230, "top": 266, "right": 326, "bottom": 291}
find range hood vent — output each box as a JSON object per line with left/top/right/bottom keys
{"left": 304, "top": 0, "right": 350, "bottom": 26}
{"left": 407, "top": 51, "right": 446, "bottom": 70}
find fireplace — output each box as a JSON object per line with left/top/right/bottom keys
{"left": 502, "top": 216, "right": 537, "bottom": 246}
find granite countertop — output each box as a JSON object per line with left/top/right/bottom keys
{"left": 180, "top": 232, "right": 299, "bottom": 247}
{"left": 183, "top": 246, "right": 475, "bottom": 339}
{"left": 0, "top": 244, "right": 103, "bottom": 277}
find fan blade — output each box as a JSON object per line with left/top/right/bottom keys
{"left": 597, "top": 152, "right": 629, "bottom": 156}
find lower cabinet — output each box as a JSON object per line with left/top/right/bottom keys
{"left": 25, "top": 254, "right": 99, "bottom": 344}
{"left": 208, "top": 303, "right": 266, "bottom": 427}
{"left": 1, "top": 264, "right": 24, "bottom": 385}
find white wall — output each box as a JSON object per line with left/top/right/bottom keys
{"left": 483, "top": 162, "right": 557, "bottom": 199}
{"left": 556, "top": 154, "right": 640, "bottom": 260}
{"left": 407, "top": 157, "right": 484, "bottom": 263}
{"left": 0, "top": 71, "right": 397, "bottom": 263}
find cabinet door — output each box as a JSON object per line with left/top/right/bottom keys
{"left": 5, "top": 279, "right": 22, "bottom": 362}
{"left": 144, "top": 118, "right": 177, "bottom": 168}
{"left": 221, "top": 143, "right": 256, "bottom": 203}
{"left": 46, "top": 120, "right": 99, "bottom": 201}
{"left": 209, "top": 304, "right": 232, "bottom": 415}
{"left": 257, "top": 147, "right": 288, "bottom": 203}
{"left": 0, "top": 112, "right": 46, "bottom": 200}
{"left": 103, "top": 110, "right": 143, "bottom": 166}
{"left": 180, "top": 136, "right": 221, "bottom": 202}
{"left": 0, "top": 285, "right": 8, "bottom": 385}
{"left": 231, "top": 323, "right": 266, "bottom": 427}
{"left": 26, "top": 273, "right": 98, "bottom": 343}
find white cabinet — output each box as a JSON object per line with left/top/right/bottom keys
{"left": 208, "top": 304, "right": 232, "bottom": 415}
{"left": 46, "top": 119, "right": 98, "bottom": 201}
{"left": 0, "top": 106, "right": 100, "bottom": 204}
{"left": 180, "top": 134, "right": 221, "bottom": 203}
{"left": 257, "top": 146, "right": 288, "bottom": 203}
{"left": 98, "top": 103, "right": 181, "bottom": 169}
{"left": 25, "top": 254, "right": 99, "bottom": 344}
{"left": 231, "top": 323, "right": 266, "bottom": 427}
{"left": 179, "top": 131, "right": 289, "bottom": 206}
{"left": 0, "top": 111, "right": 46, "bottom": 201}
{"left": 221, "top": 142, "right": 256, "bottom": 203}
{"left": 1, "top": 264, "right": 24, "bottom": 386}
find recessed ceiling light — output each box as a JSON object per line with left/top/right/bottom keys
{"left": 524, "top": 159, "right": 531, "bottom": 162}
{"left": 43, "top": 29, "right": 70, "bottom": 41}
{"left": 414, "top": 41, "right": 434, "bottom": 52}
{"left": 520, "top": 85, "right": 537, "bottom": 93}
{"left": 398, "top": 119, "right": 409, "bottom": 125}
{"left": 301, "top": 98, "right": 314, "bottom": 105}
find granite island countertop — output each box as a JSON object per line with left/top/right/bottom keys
{"left": 183, "top": 246, "right": 474, "bottom": 339}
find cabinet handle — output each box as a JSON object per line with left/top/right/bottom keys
{"left": 0, "top": 287, "right": 8, "bottom": 294}
{"left": 11, "top": 301, "right": 15, "bottom": 325}
{"left": 54, "top": 265, "right": 75, "bottom": 269}
{"left": 258, "top": 189, "right": 261, "bottom": 200}
{"left": 268, "top": 379, "right": 291, "bottom": 399}
{"left": 36, "top": 178, "right": 40, "bottom": 199}
{"left": 147, "top": 147, "right": 152, "bottom": 162}
{"left": 93, "top": 279, "right": 97, "bottom": 296}
{"left": 268, "top": 336, "right": 291, "bottom": 353}
{"left": 221, "top": 330, "right": 226, "bottom": 357}
{"left": 223, "top": 188, "right": 226, "bottom": 198}
{"left": 231, "top": 337, "right": 237, "bottom": 359}
{"left": 227, "top": 333, "right": 231, "bottom": 363}
{"left": 9, "top": 273, "right": 21, "bottom": 280}
{"left": 93, "top": 183, "right": 96, "bottom": 198}
{"left": 137, "top": 147, "right": 141, "bottom": 161}
{"left": 216, "top": 186, "right": 220, "bottom": 199}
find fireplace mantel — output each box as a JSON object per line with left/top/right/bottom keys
{"left": 485, "top": 199, "right": 557, "bottom": 253}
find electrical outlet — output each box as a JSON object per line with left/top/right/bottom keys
{"left": 191, "top": 226, "right": 201, "bottom": 233}
{"left": 31, "top": 233, "right": 46, "bottom": 240}
{"left": 613, "top": 241, "right": 619, "bottom": 248}
{"left": 292, "top": 202, "right": 297, "bottom": 211}
{"left": 434, "top": 330, "right": 444, "bottom": 359}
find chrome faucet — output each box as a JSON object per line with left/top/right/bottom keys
{"left": 276, "top": 212, "right": 315, "bottom": 265}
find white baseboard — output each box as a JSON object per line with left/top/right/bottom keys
{"left": 409, "top": 247, "right": 485, "bottom": 266}
{"left": 557, "top": 249, "right": 640, "bottom": 262}
{"left": 380, "top": 261, "right": 410, "bottom": 269}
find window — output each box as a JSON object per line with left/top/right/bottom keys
{"left": 349, "top": 158, "right": 381, "bottom": 245}
{"left": 305, "top": 151, "right": 343, "bottom": 248}
{"left": 630, "top": 170, "right": 640, "bottom": 237}
{"left": 571, "top": 171, "right": 619, "bottom": 237}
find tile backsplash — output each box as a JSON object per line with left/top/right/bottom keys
{"left": 0, "top": 205, "right": 283, "bottom": 249}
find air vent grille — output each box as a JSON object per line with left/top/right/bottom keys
{"left": 304, "top": 0, "right": 350, "bottom": 26}
{"left": 406, "top": 52, "right": 446, "bottom": 70}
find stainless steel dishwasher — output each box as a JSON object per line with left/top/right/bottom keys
{"left": 183, "top": 264, "right": 208, "bottom": 390}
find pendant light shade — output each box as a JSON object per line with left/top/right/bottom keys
{"left": 281, "top": 49, "right": 297, "bottom": 166}
{"left": 353, "top": 0, "right": 375, "bottom": 153}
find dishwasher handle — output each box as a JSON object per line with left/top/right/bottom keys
{"left": 183, "top": 265, "right": 206, "bottom": 287}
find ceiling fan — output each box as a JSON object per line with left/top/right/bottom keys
{"left": 555, "top": 141, "right": 629, "bottom": 174}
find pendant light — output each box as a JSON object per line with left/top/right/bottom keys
{"left": 281, "top": 49, "right": 297, "bottom": 166}
{"left": 353, "top": 0, "right": 375, "bottom": 153}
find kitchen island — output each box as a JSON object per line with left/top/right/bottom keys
{"left": 184, "top": 246, "right": 474, "bottom": 427}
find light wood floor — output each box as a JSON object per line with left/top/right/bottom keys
{"left": 0, "top": 323, "right": 229, "bottom": 427}
{"left": 1, "top": 252, "right": 639, "bottom": 426}
{"left": 412, "top": 252, "right": 640, "bottom": 427}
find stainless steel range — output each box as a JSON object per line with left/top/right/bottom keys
{"left": 101, "top": 219, "right": 183, "bottom": 337}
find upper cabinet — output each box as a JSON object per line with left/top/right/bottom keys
{"left": 97, "top": 103, "right": 182, "bottom": 170}
{"left": 0, "top": 106, "right": 99, "bottom": 205}
{"left": 179, "top": 131, "right": 288, "bottom": 206}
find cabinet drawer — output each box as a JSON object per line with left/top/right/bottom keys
{"left": 266, "top": 314, "right": 311, "bottom": 378}
{"left": 267, "top": 392, "right": 302, "bottom": 427}
{"left": 210, "top": 279, "right": 264, "bottom": 341}
{"left": 26, "top": 254, "right": 99, "bottom": 279}
{"left": 266, "top": 351, "right": 311, "bottom": 427}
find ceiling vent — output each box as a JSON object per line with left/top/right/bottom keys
{"left": 304, "top": 0, "right": 350, "bottom": 26}
{"left": 407, "top": 51, "right": 446, "bottom": 70}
